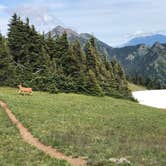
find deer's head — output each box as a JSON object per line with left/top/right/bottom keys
{"left": 18, "top": 84, "right": 22, "bottom": 89}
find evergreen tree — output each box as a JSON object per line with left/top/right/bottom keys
{"left": 84, "top": 37, "right": 101, "bottom": 75}
{"left": 8, "top": 13, "right": 21, "bottom": 62}
{"left": 0, "top": 33, "right": 3, "bottom": 41}
{"left": 8, "top": 14, "right": 31, "bottom": 83}
{"left": 85, "top": 69, "right": 104, "bottom": 96}
{"left": 54, "top": 32, "right": 69, "bottom": 71}
{"left": 67, "top": 40, "right": 87, "bottom": 92}
{"left": 0, "top": 34, "right": 16, "bottom": 86}
{"left": 67, "top": 40, "right": 86, "bottom": 76}
{"left": 45, "top": 32, "right": 56, "bottom": 60}
{"left": 45, "top": 32, "right": 59, "bottom": 75}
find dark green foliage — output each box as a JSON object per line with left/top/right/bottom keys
{"left": 48, "top": 84, "right": 59, "bottom": 94}
{"left": 45, "top": 32, "right": 57, "bottom": 73}
{"left": 1, "top": 14, "right": 131, "bottom": 99}
{"left": 7, "top": 14, "right": 52, "bottom": 86}
{"left": 84, "top": 38, "right": 130, "bottom": 98}
{"left": 54, "top": 32, "right": 69, "bottom": 69}
{"left": 85, "top": 69, "right": 104, "bottom": 96}
{"left": 0, "top": 33, "right": 16, "bottom": 86}
{"left": 84, "top": 37, "right": 101, "bottom": 76}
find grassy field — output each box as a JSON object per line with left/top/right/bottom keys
{"left": 0, "top": 107, "right": 69, "bottom": 166}
{"left": 0, "top": 87, "right": 166, "bottom": 165}
{"left": 128, "top": 83, "right": 147, "bottom": 91}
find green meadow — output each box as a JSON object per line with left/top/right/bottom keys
{"left": 0, "top": 87, "right": 166, "bottom": 165}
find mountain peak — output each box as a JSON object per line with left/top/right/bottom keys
{"left": 50, "top": 25, "right": 79, "bottom": 38}
{"left": 48, "top": 25, "right": 113, "bottom": 56}
{"left": 54, "top": 25, "right": 64, "bottom": 29}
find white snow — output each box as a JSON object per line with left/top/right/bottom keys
{"left": 132, "top": 90, "right": 166, "bottom": 109}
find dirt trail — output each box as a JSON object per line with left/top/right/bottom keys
{"left": 0, "top": 101, "right": 87, "bottom": 166}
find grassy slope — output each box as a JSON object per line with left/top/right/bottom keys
{"left": 0, "top": 107, "right": 69, "bottom": 166}
{"left": 0, "top": 87, "right": 166, "bottom": 165}
{"left": 128, "top": 82, "right": 147, "bottom": 91}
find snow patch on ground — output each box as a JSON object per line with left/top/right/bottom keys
{"left": 132, "top": 90, "right": 166, "bottom": 109}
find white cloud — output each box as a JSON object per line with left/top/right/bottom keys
{"left": 5, "top": 4, "right": 65, "bottom": 33}
{"left": 124, "top": 30, "right": 166, "bottom": 39}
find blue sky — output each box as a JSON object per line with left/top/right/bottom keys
{"left": 0, "top": 0, "right": 166, "bottom": 46}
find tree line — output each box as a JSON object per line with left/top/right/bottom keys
{"left": 128, "top": 73, "right": 166, "bottom": 90}
{"left": 0, "top": 14, "right": 131, "bottom": 98}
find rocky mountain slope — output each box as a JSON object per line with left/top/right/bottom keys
{"left": 110, "top": 42, "right": 166, "bottom": 88}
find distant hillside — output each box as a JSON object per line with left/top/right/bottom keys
{"left": 124, "top": 34, "right": 166, "bottom": 46}
{"left": 110, "top": 42, "right": 166, "bottom": 88}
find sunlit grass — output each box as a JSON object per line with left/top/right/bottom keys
{"left": 128, "top": 82, "right": 147, "bottom": 91}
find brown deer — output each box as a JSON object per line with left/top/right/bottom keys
{"left": 18, "top": 84, "right": 33, "bottom": 95}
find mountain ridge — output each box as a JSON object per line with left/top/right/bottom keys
{"left": 123, "top": 34, "right": 166, "bottom": 47}
{"left": 48, "top": 26, "right": 166, "bottom": 89}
